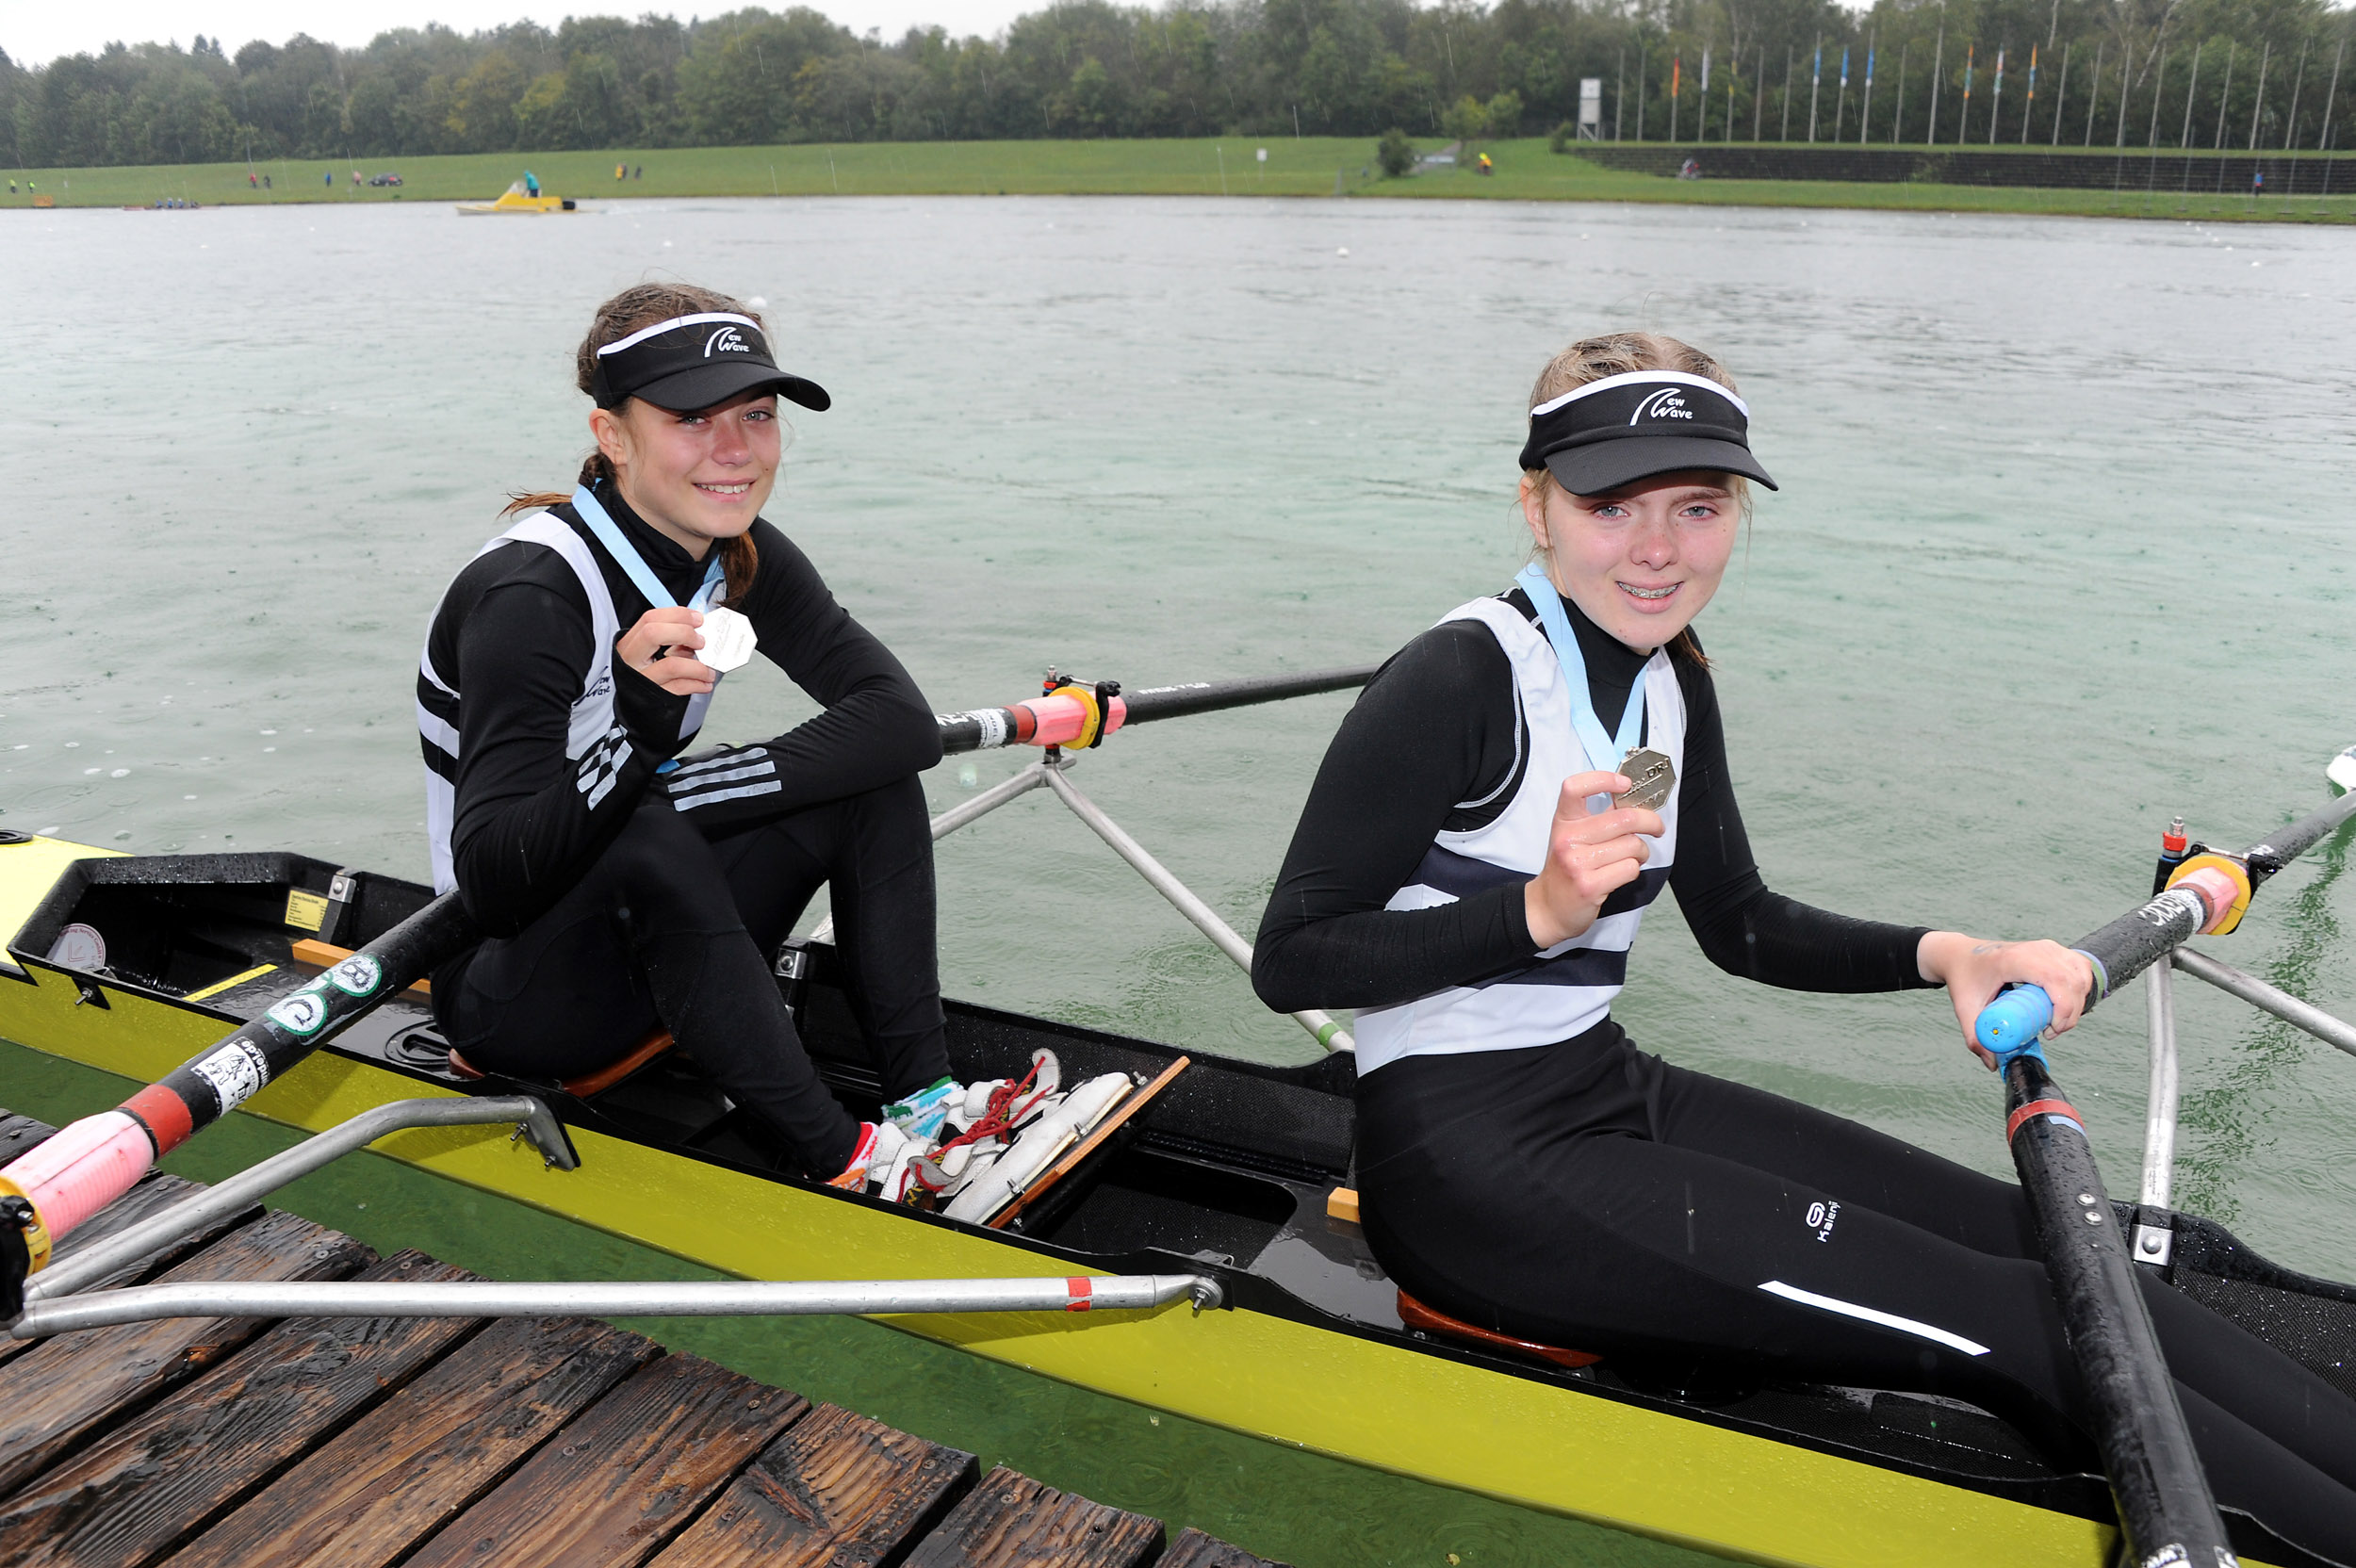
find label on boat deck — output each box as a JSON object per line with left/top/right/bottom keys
{"left": 190, "top": 1037, "right": 271, "bottom": 1111}
{"left": 284, "top": 890, "right": 330, "bottom": 931}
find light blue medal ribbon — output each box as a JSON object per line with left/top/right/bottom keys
{"left": 572, "top": 484, "right": 726, "bottom": 774}
{"left": 1514, "top": 563, "right": 1644, "bottom": 810}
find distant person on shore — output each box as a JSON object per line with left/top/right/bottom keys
{"left": 324, "top": 171, "right": 333, "bottom": 188}
{"left": 416, "top": 282, "right": 958, "bottom": 1190}
{"left": 524, "top": 170, "right": 541, "bottom": 197}
{"left": 248, "top": 172, "right": 257, "bottom": 188}
{"left": 2252, "top": 169, "right": 2266, "bottom": 197}
{"left": 615, "top": 162, "right": 627, "bottom": 182}
{"left": 263, "top": 173, "right": 271, "bottom": 189}
{"left": 634, "top": 165, "right": 644, "bottom": 179}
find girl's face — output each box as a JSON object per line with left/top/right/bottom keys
{"left": 590, "top": 390, "right": 781, "bottom": 556}
{"left": 1521, "top": 470, "right": 1739, "bottom": 651}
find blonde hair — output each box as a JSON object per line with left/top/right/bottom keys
{"left": 1520, "top": 331, "right": 1748, "bottom": 666}
{"left": 504, "top": 282, "right": 770, "bottom": 606}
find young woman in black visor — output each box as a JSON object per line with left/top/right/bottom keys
{"left": 1252, "top": 332, "right": 2356, "bottom": 1554}
{"left": 418, "top": 282, "right": 957, "bottom": 1187}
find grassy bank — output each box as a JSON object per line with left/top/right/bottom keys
{"left": 8, "top": 135, "right": 2355, "bottom": 224}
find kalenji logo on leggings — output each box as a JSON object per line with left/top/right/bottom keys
{"left": 1806, "top": 1200, "right": 1841, "bottom": 1241}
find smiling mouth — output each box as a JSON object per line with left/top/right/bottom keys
{"left": 695, "top": 482, "right": 752, "bottom": 497}
{"left": 1619, "top": 581, "right": 1679, "bottom": 602}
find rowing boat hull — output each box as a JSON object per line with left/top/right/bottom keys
{"left": 0, "top": 835, "right": 2149, "bottom": 1565}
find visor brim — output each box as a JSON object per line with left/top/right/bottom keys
{"left": 627, "top": 360, "right": 831, "bottom": 414}
{"left": 1542, "top": 435, "right": 1776, "bottom": 496}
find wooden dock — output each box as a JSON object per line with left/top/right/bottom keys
{"left": 0, "top": 1109, "right": 1286, "bottom": 1568}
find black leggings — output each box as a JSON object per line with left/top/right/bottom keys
{"left": 434, "top": 777, "right": 950, "bottom": 1177}
{"left": 1356, "top": 1025, "right": 2356, "bottom": 1560}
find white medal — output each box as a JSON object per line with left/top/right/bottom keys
{"left": 695, "top": 607, "right": 758, "bottom": 673}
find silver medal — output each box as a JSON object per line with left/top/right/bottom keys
{"left": 695, "top": 607, "right": 758, "bottom": 673}
{"left": 1615, "top": 747, "right": 1676, "bottom": 811}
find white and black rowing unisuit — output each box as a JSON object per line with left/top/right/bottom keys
{"left": 417, "top": 486, "right": 725, "bottom": 896}
{"left": 1350, "top": 578, "right": 1687, "bottom": 1073}
{"left": 417, "top": 481, "right": 942, "bottom": 938}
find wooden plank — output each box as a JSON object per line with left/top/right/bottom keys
{"left": 169, "top": 1313, "right": 661, "bottom": 1568}
{"left": 1158, "top": 1527, "right": 1293, "bottom": 1568}
{"left": 647, "top": 1402, "right": 976, "bottom": 1568}
{"left": 401, "top": 1351, "right": 803, "bottom": 1568}
{"left": 902, "top": 1465, "right": 1162, "bottom": 1568}
{"left": 0, "top": 1111, "right": 55, "bottom": 1165}
{"left": 0, "top": 1209, "right": 370, "bottom": 1500}
{"left": 0, "top": 1170, "right": 250, "bottom": 1373}
{"left": 0, "top": 1251, "right": 478, "bottom": 1568}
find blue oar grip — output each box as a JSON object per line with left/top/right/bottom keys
{"left": 1974, "top": 984, "right": 2054, "bottom": 1069}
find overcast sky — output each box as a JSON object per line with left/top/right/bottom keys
{"left": 2, "top": 0, "right": 1033, "bottom": 66}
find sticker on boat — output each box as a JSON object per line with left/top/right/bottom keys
{"left": 267, "top": 986, "right": 331, "bottom": 1035}
{"left": 326, "top": 955, "right": 382, "bottom": 997}
{"left": 190, "top": 1037, "right": 270, "bottom": 1110}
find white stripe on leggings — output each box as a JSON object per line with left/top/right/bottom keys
{"left": 1759, "top": 1280, "right": 1991, "bottom": 1357}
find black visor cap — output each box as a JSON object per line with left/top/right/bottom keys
{"left": 590, "top": 312, "right": 830, "bottom": 415}
{"left": 1520, "top": 371, "right": 1777, "bottom": 495}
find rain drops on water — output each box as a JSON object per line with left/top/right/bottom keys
{"left": 1336, "top": 247, "right": 1349, "bottom": 256}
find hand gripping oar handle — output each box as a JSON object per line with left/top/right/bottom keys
{"left": 937, "top": 665, "right": 1379, "bottom": 757}
{"left": 0, "top": 893, "right": 478, "bottom": 1315}
{"left": 1975, "top": 788, "right": 2356, "bottom": 1067}
{"left": 1963, "top": 787, "right": 2356, "bottom": 1564}
{"left": 2000, "top": 1053, "right": 2235, "bottom": 1565}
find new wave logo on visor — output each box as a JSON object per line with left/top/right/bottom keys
{"left": 1631, "top": 388, "right": 1693, "bottom": 424}
{"left": 705, "top": 324, "right": 751, "bottom": 357}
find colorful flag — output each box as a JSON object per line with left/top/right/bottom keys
{"left": 1841, "top": 46, "right": 1850, "bottom": 89}
{"left": 1673, "top": 55, "right": 1681, "bottom": 97}
{"left": 1702, "top": 47, "right": 1711, "bottom": 94}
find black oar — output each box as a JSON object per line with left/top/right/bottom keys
{"left": 938, "top": 664, "right": 1378, "bottom": 755}
{"left": 1972, "top": 778, "right": 2356, "bottom": 1565}
{"left": 1, "top": 895, "right": 478, "bottom": 1318}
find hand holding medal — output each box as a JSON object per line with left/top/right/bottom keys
{"left": 1524, "top": 768, "right": 1667, "bottom": 951}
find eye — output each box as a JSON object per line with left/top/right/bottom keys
{"left": 1589, "top": 502, "right": 1629, "bottom": 519}
{"left": 744, "top": 407, "right": 775, "bottom": 423}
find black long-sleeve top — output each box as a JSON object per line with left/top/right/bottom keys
{"left": 1251, "top": 588, "right": 1933, "bottom": 1015}
{"left": 427, "top": 482, "right": 940, "bottom": 937}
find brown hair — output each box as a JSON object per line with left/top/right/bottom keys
{"left": 1520, "top": 331, "right": 1747, "bottom": 667}
{"left": 503, "top": 282, "right": 768, "bottom": 606}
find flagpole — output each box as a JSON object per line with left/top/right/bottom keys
{"left": 1928, "top": 24, "right": 1944, "bottom": 144}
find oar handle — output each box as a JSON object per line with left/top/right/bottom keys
{"left": 1974, "top": 985, "right": 2053, "bottom": 1064}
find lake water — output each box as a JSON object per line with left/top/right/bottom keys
{"left": 4, "top": 194, "right": 2354, "bottom": 1563}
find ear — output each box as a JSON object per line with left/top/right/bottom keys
{"left": 1518, "top": 472, "right": 1550, "bottom": 554}
{"left": 588, "top": 403, "right": 631, "bottom": 472}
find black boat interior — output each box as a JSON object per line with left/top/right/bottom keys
{"left": 11, "top": 848, "right": 2356, "bottom": 1567}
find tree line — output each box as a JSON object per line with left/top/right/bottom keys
{"left": 1, "top": 0, "right": 2349, "bottom": 169}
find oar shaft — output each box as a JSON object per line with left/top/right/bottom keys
{"left": 1978, "top": 788, "right": 2356, "bottom": 1053}
{"left": 937, "top": 665, "right": 1376, "bottom": 756}
{"left": 2003, "top": 1055, "right": 2233, "bottom": 1562}
{"left": 0, "top": 894, "right": 477, "bottom": 1298}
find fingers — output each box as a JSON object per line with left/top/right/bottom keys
{"left": 616, "top": 608, "right": 705, "bottom": 672}
{"left": 1558, "top": 771, "right": 1630, "bottom": 809}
